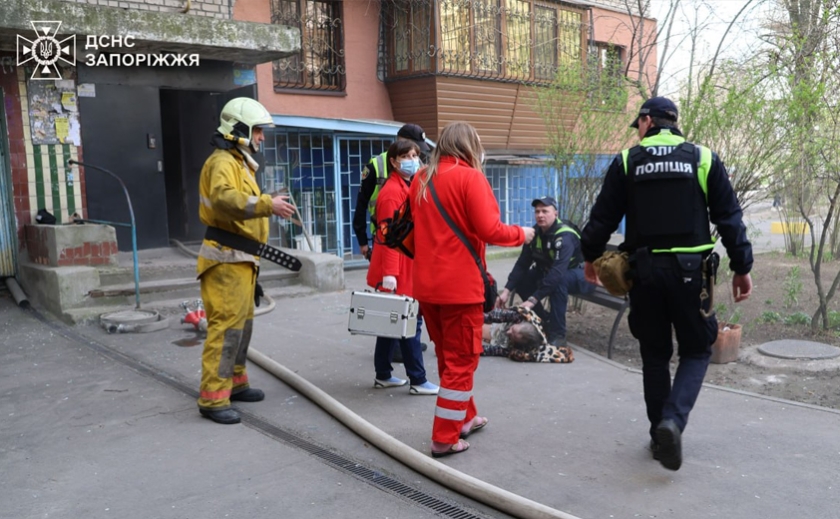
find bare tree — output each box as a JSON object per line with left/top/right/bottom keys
{"left": 534, "top": 55, "right": 630, "bottom": 226}
{"left": 762, "top": 0, "right": 840, "bottom": 329}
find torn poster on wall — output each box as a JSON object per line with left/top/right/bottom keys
{"left": 26, "top": 73, "right": 81, "bottom": 146}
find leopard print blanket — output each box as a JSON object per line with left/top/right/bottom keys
{"left": 483, "top": 307, "right": 574, "bottom": 363}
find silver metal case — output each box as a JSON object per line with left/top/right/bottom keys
{"left": 348, "top": 291, "right": 419, "bottom": 339}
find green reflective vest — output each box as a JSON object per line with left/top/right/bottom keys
{"left": 367, "top": 152, "right": 388, "bottom": 234}
{"left": 531, "top": 219, "right": 582, "bottom": 269}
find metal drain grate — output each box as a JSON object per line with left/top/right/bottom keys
{"left": 241, "top": 410, "right": 488, "bottom": 519}
{"left": 29, "top": 309, "right": 490, "bottom": 519}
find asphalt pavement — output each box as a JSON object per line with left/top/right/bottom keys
{"left": 2, "top": 254, "right": 839, "bottom": 519}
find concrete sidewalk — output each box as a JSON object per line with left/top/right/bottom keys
{"left": 2, "top": 256, "right": 839, "bottom": 518}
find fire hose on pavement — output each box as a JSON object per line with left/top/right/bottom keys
{"left": 171, "top": 246, "right": 574, "bottom": 517}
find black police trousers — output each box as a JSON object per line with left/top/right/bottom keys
{"left": 627, "top": 253, "right": 718, "bottom": 439}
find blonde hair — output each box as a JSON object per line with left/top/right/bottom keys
{"left": 415, "top": 121, "right": 485, "bottom": 204}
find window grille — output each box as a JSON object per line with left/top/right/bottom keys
{"left": 382, "top": 0, "right": 586, "bottom": 83}
{"left": 272, "top": 0, "right": 346, "bottom": 91}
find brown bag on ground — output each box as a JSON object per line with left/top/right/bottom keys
{"left": 593, "top": 250, "right": 633, "bottom": 297}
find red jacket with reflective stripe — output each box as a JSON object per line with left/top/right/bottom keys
{"left": 367, "top": 173, "right": 415, "bottom": 296}
{"left": 409, "top": 156, "right": 524, "bottom": 305}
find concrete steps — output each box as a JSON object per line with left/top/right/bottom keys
{"left": 97, "top": 263, "right": 199, "bottom": 286}
{"left": 81, "top": 244, "right": 307, "bottom": 310}
{"left": 63, "top": 283, "right": 318, "bottom": 325}
{"left": 84, "top": 268, "right": 299, "bottom": 307}
{"left": 20, "top": 245, "right": 343, "bottom": 324}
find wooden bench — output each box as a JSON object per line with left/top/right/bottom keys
{"left": 573, "top": 285, "right": 629, "bottom": 360}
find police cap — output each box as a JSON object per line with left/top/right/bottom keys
{"left": 630, "top": 97, "right": 679, "bottom": 128}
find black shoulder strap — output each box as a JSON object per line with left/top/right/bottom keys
{"left": 428, "top": 180, "right": 492, "bottom": 284}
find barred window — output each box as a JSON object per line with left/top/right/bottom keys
{"left": 384, "top": 0, "right": 585, "bottom": 83}
{"left": 593, "top": 42, "right": 624, "bottom": 77}
{"left": 392, "top": 0, "right": 433, "bottom": 73}
{"left": 272, "top": 0, "right": 346, "bottom": 92}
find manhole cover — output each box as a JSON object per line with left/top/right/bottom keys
{"left": 100, "top": 309, "right": 160, "bottom": 326}
{"left": 757, "top": 340, "right": 840, "bottom": 360}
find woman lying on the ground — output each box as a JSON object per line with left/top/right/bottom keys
{"left": 481, "top": 307, "right": 574, "bottom": 363}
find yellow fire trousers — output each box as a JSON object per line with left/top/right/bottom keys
{"left": 197, "top": 262, "right": 256, "bottom": 411}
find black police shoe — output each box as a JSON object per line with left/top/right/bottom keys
{"left": 199, "top": 408, "right": 241, "bottom": 424}
{"left": 654, "top": 419, "right": 682, "bottom": 471}
{"left": 649, "top": 439, "right": 661, "bottom": 460}
{"left": 230, "top": 388, "right": 265, "bottom": 402}
{"left": 421, "top": 342, "right": 428, "bottom": 352}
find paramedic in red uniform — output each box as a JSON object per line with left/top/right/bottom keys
{"left": 366, "top": 139, "right": 439, "bottom": 395}
{"left": 410, "top": 121, "right": 535, "bottom": 457}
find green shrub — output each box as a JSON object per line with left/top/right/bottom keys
{"left": 760, "top": 311, "right": 782, "bottom": 323}
{"left": 828, "top": 310, "right": 840, "bottom": 329}
{"left": 783, "top": 266, "right": 803, "bottom": 308}
{"left": 784, "top": 312, "right": 811, "bottom": 326}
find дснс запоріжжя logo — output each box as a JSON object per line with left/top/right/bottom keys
{"left": 17, "top": 21, "right": 76, "bottom": 81}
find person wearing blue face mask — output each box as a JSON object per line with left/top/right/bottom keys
{"left": 366, "top": 140, "right": 439, "bottom": 396}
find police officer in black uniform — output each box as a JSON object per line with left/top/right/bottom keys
{"left": 580, "top": 97, "right": 753, "bottom": 471}
{"left": 352, "top": 123, "right": 431, "bottom": 261}
{"left": 497, "top": 197, "right": 595, "bottom": 345}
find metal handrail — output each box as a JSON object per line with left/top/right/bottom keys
{"left": 67, "top": 160, "right": 141, "bottom": 309}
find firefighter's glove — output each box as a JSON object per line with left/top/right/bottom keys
{"left": 593, "top": 251, "right": 633, "bottom": 297}
{"left": 254, "top": 283, "right": 264, "bottom": 307}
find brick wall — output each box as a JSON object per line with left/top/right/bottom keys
{"left": 24, "top": 224, "right": 118, "bottom": 267}
{"left": 588, "top": 0, "right": 649, "bottom": 16}
{"left": 59, "top": 0, "right": 234, "bottom": 20}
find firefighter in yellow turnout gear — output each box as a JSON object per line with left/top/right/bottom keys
{"left": 197, "top": 97, "right": 296, "bottom": 425}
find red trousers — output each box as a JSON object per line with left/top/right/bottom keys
{"left": 420, "top": 302, "right": 483, "bottom": 444}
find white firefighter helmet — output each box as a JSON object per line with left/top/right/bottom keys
{"left": 217, "top": 97, "right": 274, "bottom": 146}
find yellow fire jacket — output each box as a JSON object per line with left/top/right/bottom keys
{"left": 197, "top": 147, "right": 273, "bottom": 277}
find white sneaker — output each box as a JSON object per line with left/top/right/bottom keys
{"left": 409, "top": 381, "right": 439, "bottom": 395}
{"left": 374, "top": 376, "right": 407, "bottom": 388}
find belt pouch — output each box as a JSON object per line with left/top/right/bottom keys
{"left": 675, "top": 253, "right": 702, "bottom": 273}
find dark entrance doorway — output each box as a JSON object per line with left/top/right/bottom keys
{"left": 159, "top": 85, "right": 257, "bottom": 244}
{"left": 78, "top": 84, "right": 168, "bottom": 250}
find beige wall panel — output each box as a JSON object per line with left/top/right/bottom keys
{"left": 387, "top": 77, "right": 439, "bottom": 139}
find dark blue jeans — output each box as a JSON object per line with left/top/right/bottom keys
{"left": 514, "top": 266, "right": 595, "bottom": 339}
{"left": 374, "top": 315, "right": 427, "bottom": 385}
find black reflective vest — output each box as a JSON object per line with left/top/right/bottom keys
{"left": 624, "top": 142, "right": 713, "bottom": 252}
